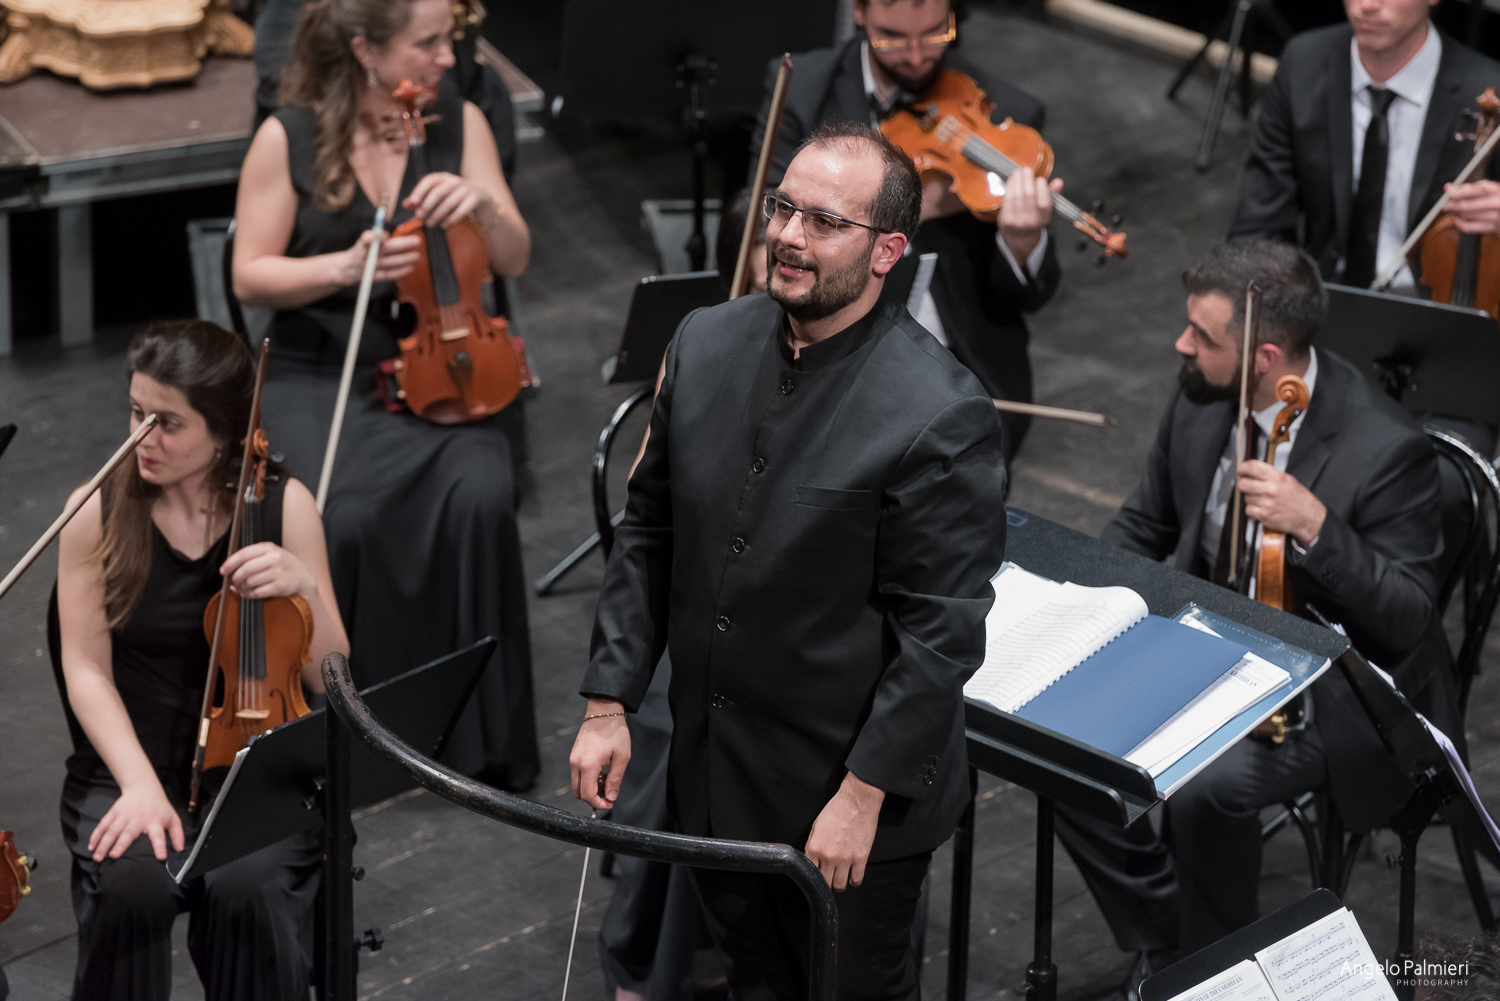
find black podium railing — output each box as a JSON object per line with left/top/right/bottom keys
{"left": 319, "top": 652, "right": 839, "bottom": 1000}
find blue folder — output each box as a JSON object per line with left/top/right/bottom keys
{"left": 1015, "top": 615, "right": 1251, "bottom": 758}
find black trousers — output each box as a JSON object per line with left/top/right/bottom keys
{"left": 64, "top": 778, "right": 320, "bottom": 1001}
{"left": 693, "top": 851, "right": 931, "bottom": 1001}
{"left": 1055, "top": 727, "right": 1328, "bottom": 956}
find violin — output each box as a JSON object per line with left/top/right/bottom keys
{"left": 1, "top": 831, "right": 35, "bottom": 925}
{"left": 1251, "top": 375, "right": 1310, "bottom": 611}
{"left": 1414, "top": 88, "right": 1500, "bottom": 318}
{"left": 189, "top": 341, "right": 313, "bottom": 810}
{"left": 880, "top": 69, "right": 1127, "bottom": 260}
{"left": 384, "top": 78, "right": 531, "bottom": 424}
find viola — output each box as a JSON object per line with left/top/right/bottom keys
{"left": 385, "top": 78, "right": 531, "bottom": 424}
{"left": 880, "top": 69, "right": 1127, "bottom": 260}
{"left": 189, "top": 341, "right": 313, "bottom": 809}
{"left": 1414, "top": 88, "right": 1500, "bottom": 319}
{"left": 0, "top": 831, "right": 35, "bottom": 925}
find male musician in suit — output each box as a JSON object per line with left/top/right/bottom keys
{"left": 1230, "top": 0, "right": 1500, "bottom": 290}
{"left": 1054, "top": 238, "right": 1459, "bottom": 995}
{"left": 570, "top": 122, "right": 1008, "bottom": 999}
{"left": 752, "top": 0, "right": 1061, "bottom": 462}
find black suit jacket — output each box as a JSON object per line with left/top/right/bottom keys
{"left": 750, "top": 39, "right": 1060, "bottom": 459}
{"left": 581, "top": 296, "right": 1008, "bottom": 860}
{"left": 1230, "top": 24, "right": 1500, "bottom": 280}
{"left": 1104, "top": 350, "right": 1460, "bottom": 829}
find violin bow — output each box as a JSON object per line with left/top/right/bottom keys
{"left": 1374, "top": 108, "right": 1500, "bottom": 291}
{"left": 992, "top": 399, "right": 1113, "bottom": 427}
{"left": 189, "top": 339, "right": 270, "bottom": 812}
{"left": 1226, "top": 280, "right": 1262, "bottom": 590}
{"left": 732, "top": 54, "right": 792, "bottom": 300}
{"left": 316, "top": 193, "right": 391, "bottom": 513}
{"left": 0, "top": 415, "right": 159, "bottom": 604}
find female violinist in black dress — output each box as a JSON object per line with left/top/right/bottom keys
{"left": 231, "top": 0, "right": 538, "bottom": 788}
{"left": 54, "top": 320, "right": 350, "bottom": 1000}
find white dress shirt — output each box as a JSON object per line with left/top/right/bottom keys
{"left": 858, "top": 42, "right": 1047, "bottom": 346}
{"left": 1198, "top": 348, "right": 1319, "bottom": 595}
{"left": 1349, "top": 27, "right": 1442, "bottom": 289}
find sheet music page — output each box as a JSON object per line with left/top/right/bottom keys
{"left": 1163, "top": 960, "right": 1278, "bottom": 1001}
{"left": 1254, "top": 907, "right": 1397, "bottom": 1001}
{"left": 966, "top": 575, "right": 1148, "bottom": 713}
{"left": 1419, "top": 714, "right": 1500, "bottom": 856}
{"left": 1127, "top": 654, "right": 1291, "bottom": 776}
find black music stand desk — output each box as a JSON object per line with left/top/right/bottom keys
{"left": 600, "top": 271, "right": 725, "bottom": 385}
{"left": 166, "top": 638, "right": 495, "bottom": 882}
{"left": 1320, "top": 285, "right": 1500, "bottom": 434}
{"left": 945, "top": 512, "right": 1349, "bottom": 1001}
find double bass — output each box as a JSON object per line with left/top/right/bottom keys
{"left": 1227, "top": 283, "right": 1310, "bottom": 744}
{"left": 880, "top": 68, "right": 1128, "bottom": 260}
{"left": 381, "top": 78, "right": 532, "bottom": 424}
{"left": 189, "top": 341, "right": 314, "bottom": 809}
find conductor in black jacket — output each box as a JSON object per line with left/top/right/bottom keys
{"left": 571, "top": 123, "right": 1008, "bottom": 999}
{"left": 1055, "top": 239, "right": 1458, "bottom": 984}
{"left": 1229, "top": 1, "right": 1500, "bottom": 289}
{"left": 752, "top": 0, "right": 1061, "bottom": 462}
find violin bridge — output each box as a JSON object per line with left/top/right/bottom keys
{"left": 440, "top": 327, "right": 470, "bottom": 342}
{"left": 235, "top": 709, "right": 271, "bottom": 720}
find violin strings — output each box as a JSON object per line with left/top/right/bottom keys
{"left": 940, "top": 116, "right": 1095, "bottom": 229}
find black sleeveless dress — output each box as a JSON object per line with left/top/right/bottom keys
{"left": 257, "top": 88, "right": 538, "bottom": 789}
{"left": 56, "top": 479, "right": 320, "bottom": 1001}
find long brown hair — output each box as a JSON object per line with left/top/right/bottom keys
{"left": 98, "top": 321, "right": 255, "bottom": 628}
{"left": 279, "top": 0, "right": 420, "bottom": 212}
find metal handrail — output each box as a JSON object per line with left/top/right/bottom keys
{"left": 320, "top": 652, "right": 838, "bottom": 998}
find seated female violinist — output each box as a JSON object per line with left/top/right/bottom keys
{"left": 55, "top": 320, "right": 349, "bottom": 1001}
{"left": 232, "top": 0, "right": 540, "bottom": 788}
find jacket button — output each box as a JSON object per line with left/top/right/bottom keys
{"left": 712, "top": 694, "right": 725, "bottom": 709}
{"left": 752, "top": 457, "right": 766, "bottom": 474}
{"left": 716, "top": 615, "right": 730, "bottom": 631}
{"left": 731, "top": 537, "right": 746, "bottom": 553}
{"left": 922, "top": 775, "right": 934, "bottom": 787}
{"left": 780, "top": 378, "right": 795, "bottom": 395}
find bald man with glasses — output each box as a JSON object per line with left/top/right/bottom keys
{"left": 571, "top": 122, "right": 1008, "bottom": 1000}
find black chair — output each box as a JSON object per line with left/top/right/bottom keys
{"left": 1261, "top": 424, "right": 1500, "bottom": 926}
{"left": 222, "top": 220, "right": 250, "bottom": 344}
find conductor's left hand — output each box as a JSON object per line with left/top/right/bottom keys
{"left": 805, "top": 771, "right": 886, "bottom": 890}
{"left": 570, "top": 698, "right": 631, "bottom": 810}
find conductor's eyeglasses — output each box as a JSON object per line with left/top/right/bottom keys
{"left": 867, "top": 12, "right": 956, "bottom": 53}
{"left": 763, "top": 193, "right": 887, "bottom": 241}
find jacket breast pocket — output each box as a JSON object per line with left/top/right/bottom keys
{"left": 793, "top": 485, "right": 877, "bottom": 511}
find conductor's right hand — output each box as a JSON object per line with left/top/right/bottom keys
{"left": 570, "top": 698, "right": 631, "bottom": 810}
{"left": 341, "top": 228, "right": 422, "bottom": 285}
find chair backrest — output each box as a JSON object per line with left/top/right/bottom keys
{"left": 47, "top": 582, "right": 90, "bottom": 756}
{"left": 222, "top": 220, "right": 250, "bottom": 343}
{"left": 592, "top": 386, "right": 654, "bottom": 556}
{"left": 1423, "top": 424, "right": 1500, "bottom": 711}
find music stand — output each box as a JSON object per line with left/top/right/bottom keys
{"left": 534, "top": 273, "right": 726, "bottom": 595}
{"left": 1333, "top": 645, "right": 1500, "bottom": 1001}
{"left": 944, "top": 511, "right": 1348, "bottom": 1001}
{"left": 1138, "top": 889, "right": 1344, "bottom": 1001}
{"left": 166, "top": 639, "right": 494, "bottom": 883}
{"left": 1320, "top": 285, "right": 1500, "bottom": 433}
{"left": 557, "top": 0, "right": 834, "bottom": 269}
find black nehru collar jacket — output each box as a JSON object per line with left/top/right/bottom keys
{"left": 581, "top": 294, "right": 1008, "bottom": 861}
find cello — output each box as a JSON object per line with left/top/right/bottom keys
{"left": 381, "top": 78, "right": 532, "bottom": 424}
{"left": 188, "top": 341, "right": 314, "bottom": 810}
{"left": 880, "top": 68, "right": 1128, "bottom": 260}
{"left": 1226, "top": 282, "right": 1310, "bottom": 743}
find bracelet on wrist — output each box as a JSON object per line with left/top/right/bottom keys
{"left": 582, "top": 710, "right": 626, "bottom": 723}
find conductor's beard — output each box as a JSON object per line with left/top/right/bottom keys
{"left": 766, "top": 240, "right": 873, "bottom": 322}
{"left": 1178, "top": 356, "right": 1239, "bottom": 405}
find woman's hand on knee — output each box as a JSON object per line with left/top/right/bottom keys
{"left": 89, "top": 782, "right": 185, "bottom": 862}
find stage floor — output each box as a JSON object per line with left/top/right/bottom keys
{"left": 4, "top": 5, "right": 1499, "bottom": 999}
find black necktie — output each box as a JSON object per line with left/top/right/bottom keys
{"left": 1345, "top": 86, "right": 1398, "bottom": 289}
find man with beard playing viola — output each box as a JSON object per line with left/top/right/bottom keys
{"left": 570, "top": 122, "right": 1008, "bottom": 999}
{"left": 752, "top": 0, "right": 1060, "bottom": 463}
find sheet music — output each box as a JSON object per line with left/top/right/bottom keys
{"left": 967, "top": 569, "right": 1147, "bottom": 713}
{"left": 1253, "top": 907, "right": 1397, "bottom": 1001}
{"left": 1128, "top": 654, "right": 1291, "bottom": 776}
{"left": 1164, "top": 960, "right": 1278, "bottom": 1001}
{"left": 1420, "top": 714, "right": 1500, "bottom": 856}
